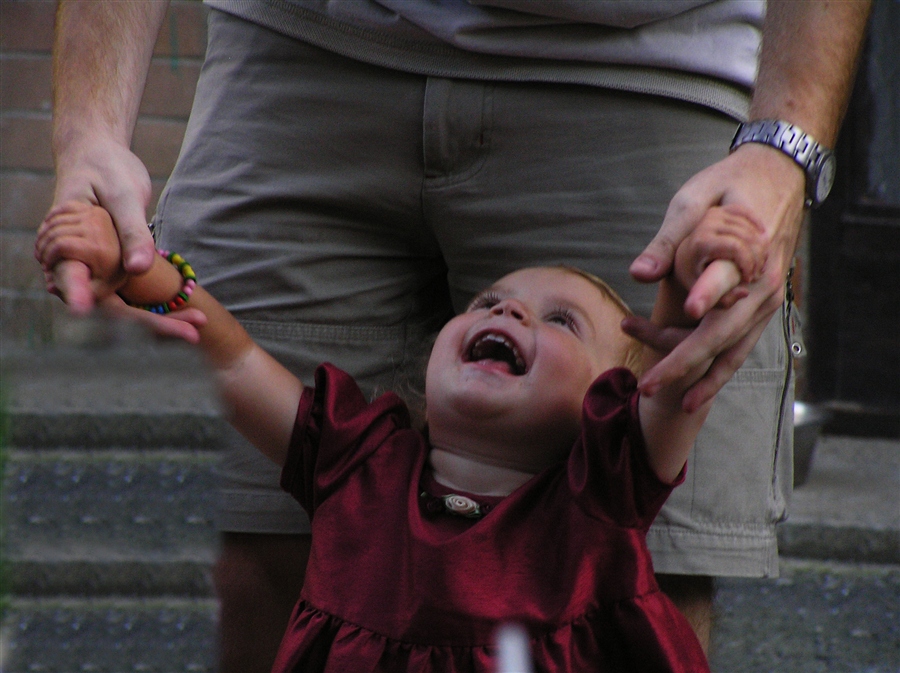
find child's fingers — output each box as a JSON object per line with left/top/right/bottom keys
{"left": 37, "top": 230, "right": 94, "bottom": 270}
{"left": 706, "top": 223, "right": 767, "bottom": 283}
{"left": 54, "top": 260, "right": 96, "bottom": 316}
{"left": 43, "top": 200, "right": 94, "bottom": 218}
{"left": 35, "top": 219, "right": 92, "bottom": 267}
{"left": 37, "top": 203, "right": 96, "bottom": 246}
{"left": 673, "top": 207, "right": 765, "bottom": 290}
{"left": 100, "top": 297, "right": 204, "bottom": 344}
{"left": 44, "top": 208, "right": 93, "bottom": 228}
{"left": 683, "top": 259, "right": 743, "bottom": 320}
{"left": 621, "top": 316, "right": 694, "bottom": 354}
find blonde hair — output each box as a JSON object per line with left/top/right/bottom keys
{"left": 556, "top": 266, "right": 644, "bottom": 375}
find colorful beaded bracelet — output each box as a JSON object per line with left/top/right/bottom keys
{"left": 123, "top": 249, "right": 197, "bottom": 314}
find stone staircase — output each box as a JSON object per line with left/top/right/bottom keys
{"left": 2, "top": 322, "right": 224, "bottom": 672}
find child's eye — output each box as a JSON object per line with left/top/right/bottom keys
{"left": 467, "top": 292, "right": 502, "bottom": 312}
{"left": 547, "top": 309, "right": 577, "bottom": 331}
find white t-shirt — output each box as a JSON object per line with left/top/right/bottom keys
{"left": 207, "top": 0, "right": 764, "bottom": 120}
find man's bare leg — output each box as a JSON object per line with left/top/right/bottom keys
{"left": 656, "top": 573, "right": 715, "bottom": 654}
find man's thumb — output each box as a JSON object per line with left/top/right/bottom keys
{"left": 630, "top": 236, "right": 677, "bottom": 283}
{"left": 114, "top": 211, "right": 156, "bottom": 275}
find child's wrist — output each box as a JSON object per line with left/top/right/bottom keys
{"left": 118, "top": 250, "right": 197, "bottom": 312}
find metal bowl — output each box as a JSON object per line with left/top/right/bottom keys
{"left": 793, "top": 401, "right": 830, "bottom": 487}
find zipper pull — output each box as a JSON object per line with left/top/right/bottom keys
{"left": 785, "top": 266, "right": 806, "bottom": 359}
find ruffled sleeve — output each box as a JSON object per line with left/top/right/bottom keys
{"left": 568, "top": 367, "right": 684, "bottom": 530}
{"left": 280, "top": 363, "right": 411, "bottom": 515}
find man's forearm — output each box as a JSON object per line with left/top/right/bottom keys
{"left": 751, "top": 0, "right": 871, "bottom": 145}
{"left": 52, "top": 0, "right": 169, "bottom": 156}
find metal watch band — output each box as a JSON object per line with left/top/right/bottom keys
{"left": 730, "top": 119, "right": 836, "bottom": 208}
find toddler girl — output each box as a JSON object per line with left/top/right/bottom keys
{"left": 36, "top": 201, "right": 759, "bottom": 672}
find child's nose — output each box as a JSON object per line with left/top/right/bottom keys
{"left": 491, "top": 300, "right": 529, "bottom": 324}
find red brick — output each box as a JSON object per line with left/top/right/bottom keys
{"left": 0, "top": 0, "right": 55, "bottom": 53}
{"left": 140, "top": 58, "right": 201, "bottom": 118}
{"left": 0, "top": 1, "right": 207, "bottom": 57}
{"left": 1, "top": 54, "right": 52, "bottom": 112}
{"left": 0, "top": 172, "right": 54, "bottom": 231}
{"left": 153, "top": 1, "right": 209, "bottom": 58}
{"left": 131, "top": 117, "right": 187, "bottom": 178}
{"left": 0, "top": 113, "right": 53, "bottom": 171}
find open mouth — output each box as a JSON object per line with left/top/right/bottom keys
{"left": 466, "top": 331, "right": 527, "bottom": 375}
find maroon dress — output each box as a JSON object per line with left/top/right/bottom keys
{"left": 273, "top": 363, "right": 709, "bottom": 673}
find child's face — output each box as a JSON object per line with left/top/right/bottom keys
{"left": 425, "top": 267, "right": 632, "bottom": 467}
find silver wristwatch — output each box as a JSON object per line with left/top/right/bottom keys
{"left": 730, "top": 119, "right": 836, "bottom": 209}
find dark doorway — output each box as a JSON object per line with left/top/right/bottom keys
{"left": 808, "top": 1, "right": 900, "bottom": 437}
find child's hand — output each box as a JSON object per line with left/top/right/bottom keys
{"left": 35, "top": 201, "right": 127, "bottom": 307}
{"left": 673, "top": 205, "right": 767, "bottom": 320}
{"left": 98, "top": 293, "right": 207, "bottom": 344}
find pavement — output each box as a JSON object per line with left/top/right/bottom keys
{"left": 710, "top": 433, "right": 900, "bottom": 673}
{"left": 779, "top": 434, "right": 899, "bottom": 565}
{"left": 1, "top": 322, "right": 898, "bottom": 672}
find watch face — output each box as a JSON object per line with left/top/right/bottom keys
{"left": 816, "top": 154, "right": 837, "bottom": 204}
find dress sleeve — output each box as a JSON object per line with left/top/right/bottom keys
{"left": 280, "top": 363, "right": 411, "bottom": 515}
{"left": 567, "top": 368, "right": 683, "bottom": 530}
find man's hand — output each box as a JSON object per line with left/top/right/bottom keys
{"left": 627, "top": 143, "right": 804, "bottom": 411}
{"left": 36, "top": 201, "right": 132, "bottom": 305}
{"left": 45, "top": 138, "right": 156, "bottom": 314}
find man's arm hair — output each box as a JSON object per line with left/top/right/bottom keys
{"left": 52, "top": 0, "right": 168, "bottom": 156}
{"left": 750, "top": 0, "right": 872, "bottom": 145}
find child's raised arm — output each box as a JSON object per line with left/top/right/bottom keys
{"left": 35, "top": 202, "right": 302, "bottom": 467}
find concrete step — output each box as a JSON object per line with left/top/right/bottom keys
{"left": 1, "top": 560, "right": 896, "bottom": 673}
{"left": 711, "top": 559, "right": 900, "bottom": 673}
{"left": 3, "top": 338, "right": 223, "bottom": 599}
{"left": 2, "top": 331, "right": 224, "bottom": 451}
{"left": 1, "top": 597, "right": 218, "bottom": 673}
{"left": 777, "top": 435, "right": 900, "bottom": 565}
{"left": 4, "top": 449, "right": 218, "bottom": 596}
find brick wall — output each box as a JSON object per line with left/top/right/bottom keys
{"left": 0, "top": 0, "right": 207, "bottom": 345}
